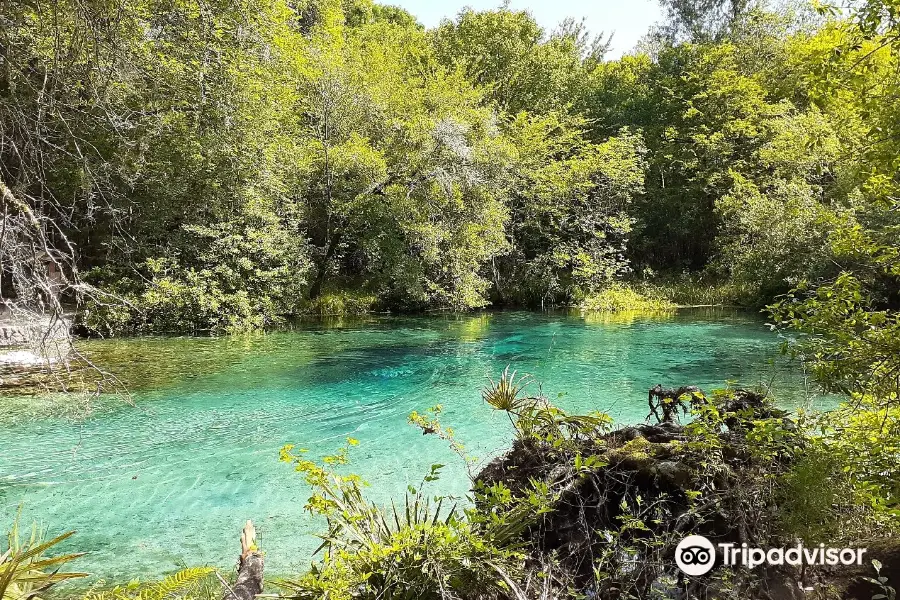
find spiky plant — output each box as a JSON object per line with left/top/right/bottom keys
{"left": 279, "top": 440, "right": 528, "bottom": 600}
{"left": 0, "top": 518, "right": 87, "bottom": 600}
{"left": 482, "top": 367, "right": 613, "bottom": 446}
{"left": 482, "top": 366, "right": 532, "bottom": 414}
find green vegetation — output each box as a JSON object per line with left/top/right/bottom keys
{"left": 580, "top": 284, "right": 676, "bottom": 313}
{"left": 0, "top": 515, "right": 219, "bottom": 600}
{"left": 272, "top": 373, "right": 898, "bottom": 598}
{"left": 82, "top": 568, "right": 217, "bottom": 600}
{"left": 278, "top": 440, "right": 533, "bottom": 600}
{"left": 3, "top": 0, "right": 896, "bottom": 329}
{"left": 5, "top": 0, "right": 896, "bottom": 330}
{"left": 0, "top": 518, "right": 86, "bottom": 600}
{"left": 298, "top": 288, "right": 378, "bottom": 317}
{"left": 3, "top": 0, "right": 900, "bottom": 596}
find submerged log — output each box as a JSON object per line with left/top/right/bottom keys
{"left": 223, "top": 520, "right": 264, "bottom": 600}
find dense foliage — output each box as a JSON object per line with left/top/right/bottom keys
{"left": 4, "top": 0, "right": 898, "bottom": 333}
{"left": 3, "top": 0, "right": 900, "bottom": 596}
{"left": 2, "top": 0, "right": 896, "bottom": 331}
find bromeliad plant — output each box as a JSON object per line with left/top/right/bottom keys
{"left": 482, "top": 366, "right": 613, "bottom": 450}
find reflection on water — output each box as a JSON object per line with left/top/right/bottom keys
{"left": 0, "top": 310, "right": 825, "bottom": 580}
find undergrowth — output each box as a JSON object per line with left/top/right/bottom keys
{"left": 298, "top": 290, "right": 378, "bottom": 317}
{"left": 273, "top": 370, "right": 898, "bottom": 599}
{"left": 631, "top": 274, "right": 757, "bottom": 307}
{"left": 579, "top": 284, "right": 676, "bottom": 313}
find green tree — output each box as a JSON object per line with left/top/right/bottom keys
{"left": 584, "top": 41, "right": 777, "bottom": 272}
{"left": 431, "top": 7, "right": 590, "bottom": 115}
{"left": 496, "top": 113, "right": 645, "bottom": 305}
{"left": 658, "top": 0, "right": 760, "bottom": 41}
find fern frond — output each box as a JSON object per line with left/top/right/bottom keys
{"left": 139, "top": 567, "right": 214, "bottom": 600}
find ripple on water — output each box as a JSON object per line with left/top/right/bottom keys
{"left": 0, "top": 310, "right": 831, "bottom": 581}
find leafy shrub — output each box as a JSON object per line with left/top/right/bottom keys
{"left": 632, "top": 274, "right": 757, "bottom": 307}
{"left": 495, "top": 119, "right": 647, "bottom": 308}
{"left": 777, "top": 444, "right": 846, "bottom": 545}
{"left": 278, "top": 440, "right": 529, "bottom": 600}
{"left": 299, "top": 290, "right": 378, "bottom": 316}
{"left": 82, "top": 259, "right": 297, "bottom": 335}
{"left": 771, "top": 266, "right": 900, "bottom": 529}
{"left": 715, "top": 173, "right": 843, "bottom": 302}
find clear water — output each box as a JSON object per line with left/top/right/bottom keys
{"left": 0, "top": 310, "right": 826, "bottom": 581}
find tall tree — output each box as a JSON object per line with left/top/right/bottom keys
{"left": 658, "top": 0, "right": 760, "bottom": 41}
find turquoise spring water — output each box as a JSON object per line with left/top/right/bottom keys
{"left": 0, "top": 310, "right": 827, "bottom": 582}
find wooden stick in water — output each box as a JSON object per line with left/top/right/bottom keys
{"left": 223, "top": 520, "right": 263, "bottom": 600}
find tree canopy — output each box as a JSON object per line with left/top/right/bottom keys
{"left": 1, "top": 0, "right": 897, "bottom": 337}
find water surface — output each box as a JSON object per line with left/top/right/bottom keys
{"left": 0, "top": 310, "right": 824, "bottom": 580}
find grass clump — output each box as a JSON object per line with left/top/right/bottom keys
{"left": 632, "top": 274, "right": 757, "bottom": 307}
{"left": 299, "top": 290, "right": 378, "bottom": 316}
{"left": 579, "top": 284, "right": 676, "bottom": 313}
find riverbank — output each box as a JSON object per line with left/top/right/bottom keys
{"left": 275, "top": 380, "right": 900, "bottom": 598}
{"left": 0, "top": 302, "right": 760, "bottom": 395}
{"left": 73, "top": 272, "right": 759, "bottom": 337}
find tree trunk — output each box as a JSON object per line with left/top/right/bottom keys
{"left": 223, "top": 520, "right": 264, "bottom": 600}
{"left": 308, "top": 228, "right": 343, "bottom": 300}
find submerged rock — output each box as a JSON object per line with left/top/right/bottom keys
{"left": 0, "top": 350, "right": 55, "bottom": 366}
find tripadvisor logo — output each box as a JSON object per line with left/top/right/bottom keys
{"left": 676, "top": 535, "right": 716, "bottom": 575}
{"left": 675, "top": 535, "right": 868, "bottom": 576}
